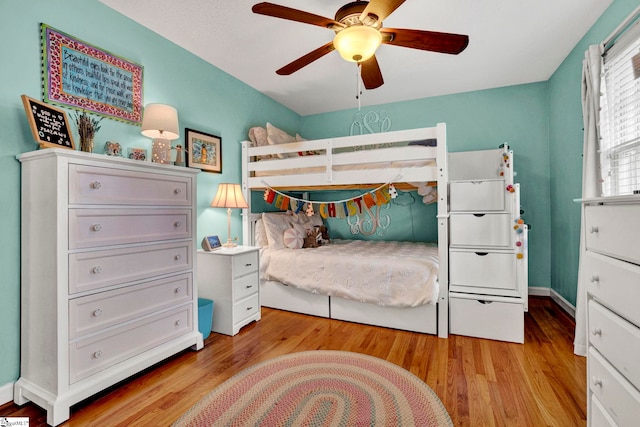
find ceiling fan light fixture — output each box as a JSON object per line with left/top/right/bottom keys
{"left": 333, "top": 25, "right": 382, "bottom": 63}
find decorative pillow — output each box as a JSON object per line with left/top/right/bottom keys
{"left": 261, "top": 212, "right": 295, "bottom": 249}
{"left": 254, "top": 219, "right": 268, "bottom": 247}
{"left": 295, "top": 134, "right": 321, "bottom": 156}
{"left": 283, "top": 226, "right": 304, "bottom": 249}
{"left": 266, "top": 122, "right": 295, "bottom": 159}
{"left": 248, "top": 127, "right": 271, "bottom": 160}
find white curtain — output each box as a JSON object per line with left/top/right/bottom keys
{"left": 575, "top": 44, "right": 603, "bottom": 356}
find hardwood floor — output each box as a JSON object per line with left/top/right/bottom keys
{"left": 1, "top": 297, "right": 586, "bottom": 426}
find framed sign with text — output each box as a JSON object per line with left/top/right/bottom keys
{"left": 21, "top": 95, "right": 75, "bottom": 150}
{"left": 41, "top": 24, "right": 143, "bottom": 124}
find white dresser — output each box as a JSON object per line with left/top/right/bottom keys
{"left": 582, "top": 198, "right": 640, "bottom": 426}
{"left": 197, "top": 247, "right": 260, "bottom": 336}
{"left": 448, "top": 147, "right": 528, "bottom": 343}
{"left": 14, "top": 149, "right": 203, "bottom": 426}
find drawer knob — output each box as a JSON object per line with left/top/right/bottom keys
{"left": 590, "top": 226, "right": 599, "bottom": 234}
{"left": 90, "top": 181, "right": 102, "bottom": 190}
{"left": 590, "top": 275, "right": 600, "bottom": 283}
{"left": 592, "top": 377, "right": 602, "bottom": 387}
{"left": 93, "top": 350, "right": 103, "bottom": 359}
{"left": 175, "top": 320, "right": 183, "bottom": 327}
{"left": 246, "top": 306, "right": 254, "bottom": 311}
{"left": 92, "top": 308, "right": 103, "bottom": 317}
{"left": 174, "top": 254, "right": 182, "bottom": 261}
{"left": 245, "top": 263, "right": 253, "bottom": 267}
{"left": 174, "top": 188, "right": 182, "bottom": 194}
{"left": 174, "top": 221, "right": 182, "bottom": 228}
{"left": 592, "top": 328, "right": 602, "bottom": 336}
{"left": 91, "top": 223, "right": 103, "bottom": 232}
{"left": 91, "top": 266, "right": 102, "bottom": 275}
{"left": 245, "top": 285, "right": 253, "bottom": 289}
{"left": 174, "top": 287, "right": 182, "bottom": 294}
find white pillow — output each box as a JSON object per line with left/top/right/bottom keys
{"left": 248, "top": 127, "right": 271, "bottom": 160}
{"left": 283, "top": 226, "right": 304, "bottom": 249}
{"left": 254, "top": 219, "right": 268, "bottom": 247}
{"left": 261, "top": 212, "right": 295, "bottom": 249}
{"left": 266, "top": 122, "right": 295, "bottom": 159}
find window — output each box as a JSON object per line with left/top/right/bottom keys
{"left": 600, "top": 20, "right": 640, "bottom": 196}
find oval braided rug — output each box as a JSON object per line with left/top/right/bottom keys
{"left": 173, "top": 350, "right": 452, "bottom": 426}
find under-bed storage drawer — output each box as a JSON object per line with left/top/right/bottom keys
{"left": 589, "top": 347, "right": 640, "bottom": 427}
{"left": 449, "top": 250, "right": 516, "bottom": 294}
{"left": 449, "top": 213, "right": 512, "bottom": 248}
{"left": 450, "top": 292, "right": 524, "bottom": 343}
{"left": 585, "top": 203, "right": 640, "bottom": 264}
{"left": 450, "top": 180, "right": 505, "bottom": 211}
{"left": 588, "top": 300, "right": 640, "bottom": 391}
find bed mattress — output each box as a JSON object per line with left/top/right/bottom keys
{"left": 261, "top": 240, "right": 439, "bottom": 308}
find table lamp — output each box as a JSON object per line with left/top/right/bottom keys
{"left": 211, "top": 183, "right": 248, "bottom": 247}
{"left": 141, "top": 103, "right": 179, "bottom": 164}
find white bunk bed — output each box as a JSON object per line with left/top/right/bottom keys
{"left": 240, "top": 123, "right": 450, "bottom": 337}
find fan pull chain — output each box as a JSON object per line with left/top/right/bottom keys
{"left": 356, "top": 63, "right": 362, "bottom": 110}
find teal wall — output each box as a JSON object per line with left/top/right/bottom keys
{"left": 301, "top": 83, "right": 552, "bottom": 289}
{"left": 548, "top": 0, "right": 639, "bottom": 306}
{"left": 0, "top": 0, "right": 299, "bottom": 388}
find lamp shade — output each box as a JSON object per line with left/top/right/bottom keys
{"left": 333, "top": 25, "right": 382, "bottom": 63}
{"left": 211, "top": 183, "right": 248, "bottom": 209}
{"left": 141, "top": 104, "right": 180, "bottom": 140}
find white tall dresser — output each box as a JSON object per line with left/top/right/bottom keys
{"left": 448, "top": 147, "right": 528, "bottom": 343}
{"left": 14, "top": 149, "right": 203, "bottom": 426}
{"left": 582, "top": 197, "right": 640, "bottom": 426}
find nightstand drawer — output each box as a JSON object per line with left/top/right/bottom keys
{"left": 69, "top": 304, "right": 192, "bottom": 383}
{"left": 450, "top": 213, "right": 512, "bottom": 247}
{"left": 585, "top": 203, "right": 640, "bottom": 264}
{"left": 69, "top": 273, "right": 192, "bottom": 339}
{"left": 232, "top": 251, "right": 258, "bottom": 277}
{"left": 589, "top": 347, "right": 640, "bottom": 427}
{"left": 69, "top": 208, "right": 191, "bottom": 249}
{"left": 584, "top": 250, "right": 640, "bottom": 328}
{"left": 234, "top": 272, "right": 259, "bottom": 301}
{"left": 450, "top": 180, "right": 505, "bottom": 211}
{"left": 589, "top": 300, "right": 640, "bottom": 391}
{"left": 449, "top": 250, "right": 516, "bottom": 291}
{"left": 233, "top": 294, "right": 259, "bottom": 324}
{"left": 69, "top": 164, "right": 192, "bottom": 206}
{"left": 69, "top": 241, "right": 192, "bottom": 294}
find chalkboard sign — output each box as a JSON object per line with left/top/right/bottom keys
{"left": 21, "top": 95, "right": 75, "bottom": 150}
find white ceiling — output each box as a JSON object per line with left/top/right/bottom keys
{"left": 100, "top": 0, "right": 612, "bottom": 116}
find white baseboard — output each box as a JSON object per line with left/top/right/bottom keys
{"left": 528, "top": 287, "right": 576, "bottom": 318}
{"left": 0, "top": 381, "right": 14, "bottom": 406}
{"left": 550, "top": 289, "right": 576, "bottom": 318}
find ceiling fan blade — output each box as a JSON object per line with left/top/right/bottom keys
{"left": 359, "top": 0, "right": 406, "bottom": 23}
{"left": 381, "top": 28, "right": 469, "bottom": 54}
{"left": 276, "top": 42, "right": 336, "bottom": 75}
{"left": 253, "top": 2, "right": 344, "bottom": 29}
{"left": 360, "top": 55, "right": 384, "bottom": 90}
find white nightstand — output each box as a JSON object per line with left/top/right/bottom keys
{"left": 197, "top": 246, "right": 260, "bottom": 336}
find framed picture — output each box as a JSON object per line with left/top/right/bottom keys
{"left": 186, "top": 128, "right": 222, "bottom": 173}
{"left": 21, "top": 94, "right": 75, "bottom": 150}
{"left": 127, "top": 147, "right": 147, "bottom": 161}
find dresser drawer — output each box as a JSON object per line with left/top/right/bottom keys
{"left": 232, "top": 250, "right": 259, "bottom": 277}
{"left": 69, "top": 241, "right": 192, "bottom": 294}
{"left": 69, "top": 164, "right": 192, "bottom": 206}
{"left": 589, "top": 347, "right": 640, "bottom": 427}
{"left": 234, "top": 272, "right": 259, "bottom": 301}
{"left": 450, "top": 293, "right": 524, "bottom": 343}
{"left": 589, "top": 300, "right": 640, "bottom": 390}
{"left": 585, "top": 250, "right": 640, "bottom": 328}
{"left": 69, "top": 304, "right": 192, "bottom": 383}
{"left": 590, "top": 395, "right": 617, "bottom": 427}
{"left": 450, "top": 250, "right": 516, "bottom": 291}
{"left": 233, "top": 294, "right": 260, "bottom": 324}
{"left": 450, "top": 180, "right": 505, "bottom": 212}
{"left": 69, "top": 208, "right": 191, "bottom": 249}
{"left": 585, "top": 203, "right": 640, "bottom": 264}
{"left": 69, "top": 273, "right": 193, "bottom": 339}
{"left": 450, "top": 213, "right": 512, "bottom": 248}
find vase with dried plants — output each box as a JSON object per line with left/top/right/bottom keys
{"left": 73, "top": 110, "right": 103, "bottom": 153}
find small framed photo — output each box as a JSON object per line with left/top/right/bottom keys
{"left": 186, "top": 128, "right": 222, "bottom": 173}
{"left": 127, "top": 147, "right": 147, "bottom": 161}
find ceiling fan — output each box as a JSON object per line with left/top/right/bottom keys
{"left": 252, "top": 0, "right": 469, "bottom": 90}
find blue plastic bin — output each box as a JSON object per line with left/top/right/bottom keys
{"left": 198, "top": 298, "right": 214, "bottom": 339}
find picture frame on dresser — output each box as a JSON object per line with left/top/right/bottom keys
{"left": 21, "top": 94, "right": 75, "bottom": 150}
{"left": 186, "top": 128, "right": 222, "bottom": 173}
